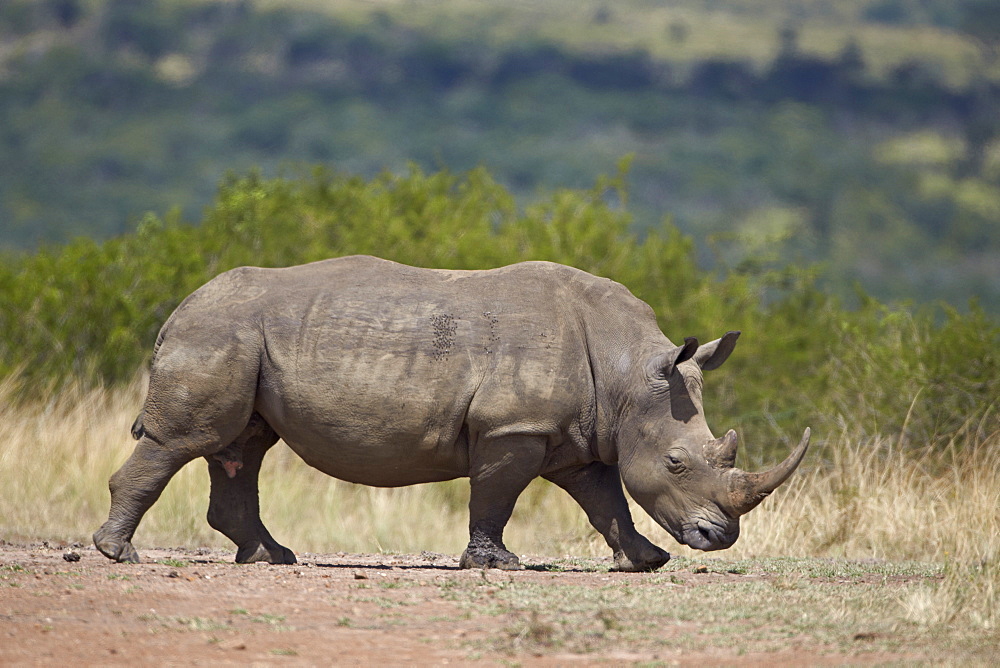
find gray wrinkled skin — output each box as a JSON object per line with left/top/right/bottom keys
{"left": 94, "top": 255, "right": 809, "bottom": 571}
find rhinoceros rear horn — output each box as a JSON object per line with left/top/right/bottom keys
{"left": 705, "top": 429, "right": 739, "bottom": 468}
{"left": 728, "top": 428, "right": 810, "bottom": 516}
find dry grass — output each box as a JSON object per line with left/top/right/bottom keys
{"left": 1, "top": 378, "right": 996, "bottom": 631}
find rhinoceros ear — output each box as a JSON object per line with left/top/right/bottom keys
{"left": 647, "top": 337, "right": 699, "bottom": 379}
{"left": 693, "top": 331, "right": 741, "bottom": 371}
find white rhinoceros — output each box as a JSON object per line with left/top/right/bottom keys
{"left": 95, "top": 255, "right": 809, "bottom": 570}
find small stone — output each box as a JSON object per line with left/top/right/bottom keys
{"left": 353, "top": 570, "right": 368, "bottom": 580}
{"left": 62, "top": 551, "right": 81, "bottom": 562}
{"left": 693, "top": 565, "right": 708, "bottom": 574}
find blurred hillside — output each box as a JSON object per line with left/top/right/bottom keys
{"left": 1, "top": 0, "right": 999, "bottom": 308}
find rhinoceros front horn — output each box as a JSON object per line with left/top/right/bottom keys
{"left": 728, "top": 428, "right": 811, "bottom": 516}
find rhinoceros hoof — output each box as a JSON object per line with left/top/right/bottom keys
{"left": 459, "top": 547, "right": 522, "bottom": 570}
{"left": 93, "top": 529, "right": 141, "bottom": 564}
{"left": 235, "top": 541, "right": 297, "bottom": 565}
{"left": 612, "top": 547, "right": 671, "bottom": 572}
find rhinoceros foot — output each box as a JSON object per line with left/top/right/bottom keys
{"left": 459, "top": 546, "right": 522, "bottom": 570}
{"left": 459, "top": 523, "right": 523, "bottom": 570}
{"left": 93, "top": 525, "right": 140, "bottom": 564}
{"left": 611, "top": 542, "right": 671, "bottom": 572}
{"left": 235, "top": 540, "right": 297, "bottom": 565}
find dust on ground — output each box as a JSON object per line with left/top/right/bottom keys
{"left": 0, "top": 542, "right": 928, "bottom": 666}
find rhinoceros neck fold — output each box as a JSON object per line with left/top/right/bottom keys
{"left": 574, "top": 284, "right": 668, "bottom": 467}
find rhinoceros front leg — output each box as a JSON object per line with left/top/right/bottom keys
{"left": 93, "top": 436, "right": 191, "bottom": 563}
{"left": 459, "top": 434, "right": 546, "bottom": 570}
{"left": 545, "top": 463, "right": 670, "bottom": 572}
{"left": 205, "top": 416, "right": 296, "bottom": 565}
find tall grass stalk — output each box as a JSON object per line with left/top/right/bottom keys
{"left": 1, "top": 379, "right": 996, "bottom": 629}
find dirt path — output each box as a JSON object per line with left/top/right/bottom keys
{"left": 0, "top": 542, "right": 930, "bottom": 665}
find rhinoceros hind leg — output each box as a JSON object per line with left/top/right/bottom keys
{"left": 94, "top": 436, "right": 190, "bottom": 563}
{"left": 92, "top": 528, "right": 140, "bottom": 564}
{"left": 459, "top": 434, "right": 546, "bottom": 570}
{"left": 205, "top": 416, "right": 296, "bottom": 565}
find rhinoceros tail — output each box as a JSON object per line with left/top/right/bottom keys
{"left": 131, "top": 412, "right": 144, "bottom": 440}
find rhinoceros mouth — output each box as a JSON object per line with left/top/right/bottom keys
{"left": 680, "top": 518, "right": 739, "bottom": 551}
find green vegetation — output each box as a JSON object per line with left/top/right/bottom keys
{"left": 156, "top": 557, "right": 190, "bottom": 568}
{"left": 1, "top": 0, "right": 999, "bottom": 307}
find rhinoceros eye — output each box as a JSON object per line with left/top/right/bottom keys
{"left": 665, "top": 451, "right": 686, "bottom": 474}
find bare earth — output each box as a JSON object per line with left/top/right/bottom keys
{"left": 1, "top": 542, "right": 927, "bottom": 666}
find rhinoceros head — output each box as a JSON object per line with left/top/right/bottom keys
{"left": 617, "top": 331, "right": 810, "bottom": 551}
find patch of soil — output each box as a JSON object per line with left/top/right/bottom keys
{"left": 0, "top": 542, "right": 918, "bottom": 665}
